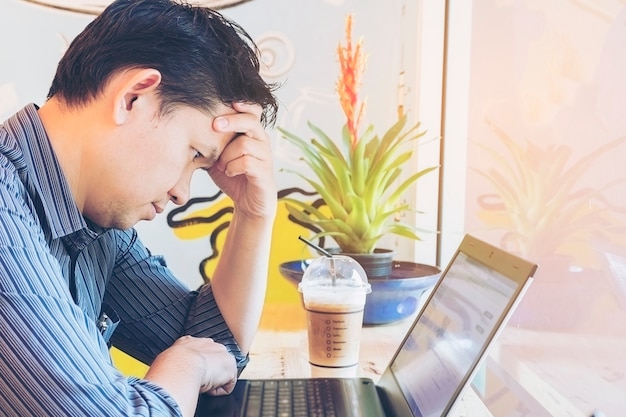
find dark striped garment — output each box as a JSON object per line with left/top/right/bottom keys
{"left": 0, "top": 104, "right": 245, "bottom": 416}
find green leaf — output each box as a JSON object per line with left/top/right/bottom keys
{"left": 277, "top": 115, "right": 438, "bottom": 253}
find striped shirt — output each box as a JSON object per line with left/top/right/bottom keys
{"left": 0, "top": 104, "right": 245, "bottom": 416}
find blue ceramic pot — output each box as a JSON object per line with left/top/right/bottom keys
{"left": 279, "top": 259, "right": 441, "bottom": 325}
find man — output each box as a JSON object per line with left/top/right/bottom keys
{"left": 0, "top": 0, "right": 279, "bottom": 416}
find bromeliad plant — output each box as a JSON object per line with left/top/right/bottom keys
{"left": 278, "top": 14, "right": 438, "bottom": 254}
{"left": 475, "top": 119, "right": 626, "bottom": 263}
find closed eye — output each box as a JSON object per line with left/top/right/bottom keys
{"left": 192, "top": 148, "right": 217, "bottom": 170}
{"left": 192, "top": 146, "right": 220, "bottom": 168}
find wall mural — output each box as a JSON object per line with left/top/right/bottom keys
{"left": 167, "top": 189, "right": 320, "bottom": 284}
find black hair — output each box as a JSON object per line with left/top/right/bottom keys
{"left": 47, "top": 0, "right": 278, "bottom": 126}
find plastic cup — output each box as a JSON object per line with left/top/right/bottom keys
{"left": 298, "top": 255, "right": 371, "bottom": 369}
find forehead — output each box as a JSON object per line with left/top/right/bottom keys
{"left": 174, "top": 104, "right": 234, "bottom": 159}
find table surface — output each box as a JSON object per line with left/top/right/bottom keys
{"left": 240, "top": 300, "right": 626, "bottom": 417}
{"left": 240, "top": 305, "right": 494, "bottom": 417}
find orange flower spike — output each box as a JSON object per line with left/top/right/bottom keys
{"left": 336, "top": 14, "right": 366, "bottom": 149}
{"left": 337, "top": 45, "right": 357, "bottom": 142}
{"left": 352, "top": 41, "right": 366, "bottom": 140}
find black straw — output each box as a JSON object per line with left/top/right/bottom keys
{"left": 298, "top": 236, "right": 333, "bottom": 258}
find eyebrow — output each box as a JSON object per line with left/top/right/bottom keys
{"left": 201, "top": 132, "right": 238, "bottom": 167}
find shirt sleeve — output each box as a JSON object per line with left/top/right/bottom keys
{"left": 105, "top": 229, "right": 248, "bottom": 370}
{"left": 0, "top": 178, "right": 183, "bottom": 415}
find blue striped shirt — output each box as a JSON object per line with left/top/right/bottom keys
{"left": 0, "top": 104, "right": 246, "bottom": 416}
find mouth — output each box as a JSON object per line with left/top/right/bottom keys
{"left": 152, "top": 203, "right": 165, "bottom": 214}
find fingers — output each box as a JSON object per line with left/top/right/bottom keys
{"left": 195, "top": 342, "right": 237, "bottom": 396}
{"left": 202, "top": 378, "right": 237, "bottom": 397}
{"left": 147, "top": 336, "right": 238, "bottom": 401}
{"left": 172, "top": 336, "right": 237, "bottom": 395}
{"left": 214, "top": 135, "right": 272, "bottom": 178}
{"left": 206, "top": 102, "right": 277, "bottom": 219}
{"left": 212, "top": 103, "right": 273, "bottom": 177}
{"left": 213, "top": 102, "right": 265, "bottom": 142}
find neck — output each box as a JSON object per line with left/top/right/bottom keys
{"left": 38, "top": 97, "right": 99, "bottom": 213}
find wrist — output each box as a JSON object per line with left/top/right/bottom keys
{"left": 233, "top": 204, "right": 277, "bottom": 227}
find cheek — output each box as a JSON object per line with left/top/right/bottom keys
{"left": 123, "top": 127, "right": 194, "bottom": 193}
{"left": 143, "top": 150, "right": 195, "bottom": 191}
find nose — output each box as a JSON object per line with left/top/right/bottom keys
{"left": 168, "top": 174, "right": 192, "bottom": 206}
{"left": 169, "top": 184, "right": 189, "bottom": 206}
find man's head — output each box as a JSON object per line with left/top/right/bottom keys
{"left": 40, "top": 0, "right": 279, "bottom": 230}
{"left": 47, "top": 0, "right": 278, "bottom": 126}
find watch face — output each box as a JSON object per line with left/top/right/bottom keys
{"left": 21, "top": 0, "right": 251, "bottom": 15}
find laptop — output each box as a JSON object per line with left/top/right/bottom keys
{"left": 195, "top": 234, "right": 538, "bottom": 417}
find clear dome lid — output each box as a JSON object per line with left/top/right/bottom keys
{"left": 298, "top": 255, "right": 371, "bottom": 293}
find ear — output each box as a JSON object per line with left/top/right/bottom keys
{"left": 112, "top": 68, "right": 162, "bottom": 125}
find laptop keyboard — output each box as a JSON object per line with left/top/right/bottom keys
{"left": 244, "top": 379, "right": 339, "bottom": 417}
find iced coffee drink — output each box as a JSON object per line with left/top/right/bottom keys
{"left": 298, "top": 255, "right": 371, "bottom": 369}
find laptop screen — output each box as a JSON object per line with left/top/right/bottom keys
{"left": 389, "top": 250, "right": 522, "bottom": 417}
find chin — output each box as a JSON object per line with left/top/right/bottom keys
{"left": 116, "top": 214, "right": 147, "bottom": 230}
{"left": 85, "top": 203, "right": 150, "bottom": 230}
{"left": 88, "top": 214, "right": 139, "bottom": 231}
